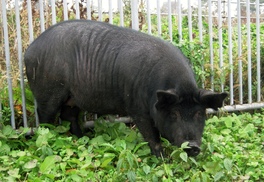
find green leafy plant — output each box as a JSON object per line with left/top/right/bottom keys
{"left": 0, "top": 112, "right": 263, "bottom": 181}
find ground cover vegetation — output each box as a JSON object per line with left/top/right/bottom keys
{"left": 0, "top": 0, "right": 264, "bottom": 181}
{"left": 0, "top": 111, "right": 264, "bottom": 181}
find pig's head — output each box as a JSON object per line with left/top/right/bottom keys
{"left": 152, "top": 89, "right": 227, "bottom": 156}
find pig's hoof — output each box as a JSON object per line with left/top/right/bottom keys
{"left": 184, "top": 145, "right": 201, "bottom": 157}
{"left": 151, "top": 144, "right": 164, "bottom": 157}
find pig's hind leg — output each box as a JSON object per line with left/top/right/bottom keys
{"left": 35, "top": 90, "right": 69, "bottom": 124}
{"left": 60, "top": 97, "right": 83, "bottom": 138}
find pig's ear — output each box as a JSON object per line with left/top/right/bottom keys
{"left": 199, "top": 89, "right": 228, "bottom": 110}
{"left": 155, "top": 90, "right": 180, "bottom": 110}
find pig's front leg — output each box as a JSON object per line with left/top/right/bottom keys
{"left": 133, "top": 117, "right": 163, "bottom": 157}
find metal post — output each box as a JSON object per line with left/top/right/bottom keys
{"left": 218, "top": 0, "right": 224, "bottom": 92}
{"left": 39, "top": 0, "right": 45, "bottom": 32}
{"left": 98, "top": 0, "right": 102, "bottom": 21}
{"left": 256, "top": 0, "right": 261, "bottom": 102}
{"left": 75, "top": 0, "right": 80, "bottom": 19}
{"left": 208, "top": 0, "right": 214, "bottom": 90}
{"left": 131, "top": 0, "right": 139, "bottom": 30}
{"left": 168, "top": 0, "right": 172, "bottom": 41}
{"left": 1, "top": 0, "right": 16, "bottom": 129}
{"left": 157, "top": 0, "right": 161, "bottom": 36}
{"left": 188, "top": 0, "right": 192, "bottom": 42}
{"left": 237, "top": 0, "right": 243, "bottom": 104}
{"left": 51, "top": 0, "right": 56, "bottom": 24}
{"left": 63, "top": 0, "right": 68, "bottom": 20}
{"left": 118, "top": 0, "right": 124, "bottom": 26}
{"left": 146, "top": 0, "right": 151, "bottom": 34}
{"left": 87, "top": 0, "right": 91, "bottom": 20}
{"left": 228, "top": 0, "right": 234, "bottom": 105}
{"left": 246, "top": 0, "right": 252, "bottom": 103}
{"left": 109, "top": 0, "right": 113, "bottom": 24}
{"left": 15, "top": 0, "right": 28, "bottom": 128}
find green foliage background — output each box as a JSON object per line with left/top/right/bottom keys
{"left": 0, "top": 112, "right": 264, "bottom": 181}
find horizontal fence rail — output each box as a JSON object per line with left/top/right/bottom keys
{"left": 0, "top": 0, "right": 264, "bottom": 129}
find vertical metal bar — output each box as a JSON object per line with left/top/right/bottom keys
{"left": 1, "top": 0, "right": 16, "bottom": 129}
{"left": 228, "top": 0, "right": 234, "bottom": 105}
{"left": 118, "top": 0, "right": 124, "bottom": 26}
{"left": 39, "top": 0, "right": 45, "bottom": 32}
{"left": 146, "top": 0, "right": 151, "bottom": 34}
{"left": 63, "top": 0, "right": 68, "bottom": 20}
{"left": 188, "top": 0, "right": 192, "bottom": 42}
{"left": 177, "top": 0, "right": 182, "bottom": 42}
{"left": 51, "top": 0, "right": 56, "bottom": 24}
{"left": 168, "top": 0, "right": 172, "bottom": 41}
{"left": 98, "top": 0, "right": 102, "bottom": 21}
{"left": 75, "top": 0, "right": 80, "bottom": 19}
{"left": 109, "top": 0, "right": 113, "bottom": 24}
{"left": 218, "top": 0, "right": 224, "bottom": 92}
{"left": 131, "top": 0, "right": 139, "bottom": 30}
{"left": 256, "top": 0, "right": 261, "bottom": 102}
{"left": 198, "top": 0, "right": 204, "bottom": 88}
{"left": 237, "top": 0, "right": 243, "bottom": 104}
{"left": 15, "top": 0, "right": 28, "bottom": 128}
{"left": 198, "top": 0, "right": 203, "bottom": 42}
{"left": 27, "top": 0, "right": 34, "bottom": 42}
{"left": 87, "top": 0, "right": 91, "bottom": 20}
{"left": 157, "top": 0, "right": 161, "bottom": 36}
{"left": 208, "top": 0, "right": 214, "bottom": 90}
{"left": 246, "top": 0, "right": 252, "bottom": 103}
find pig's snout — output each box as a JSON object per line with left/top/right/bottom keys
{"left": 184, "top": 142, "right": 201, "bottom": 157}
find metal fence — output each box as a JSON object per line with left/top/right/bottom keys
{"left": 1, "top": 0, "right": 264, "bottom": 129}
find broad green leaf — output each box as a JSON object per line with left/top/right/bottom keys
{"left": 0, "top": 143, "right": 10, "bottom": 155}
{"left": 127, "top": 171, "right": 136, "bottom": 182}
{"left": 224, "top": 158, "right": 232, "bottom": 171}
{"left": 180, "top": 152, "right": 188, "bottom": 162}
{"left": 89, "top": 135, "right": 105, "bottom": 145}
{"left": 126, "top": 151, "right": 138, "bottom": 168}
{"left": 60, "top": 162, "right": 67, "bottom": 173}
{"left": 214, "top": 171, "right": 224, "bottom": 181}
{"left": 94, "top": 160, "right": 101, "bottom": 168}
{"left": 8, "top": 168, "right": 21, "bottom": 179}
{"left": 70, "top": 174, "right": 82, "bottom": 182}
{"left": 143, "top": 165, "right": 151, "bottom": 174}
{"left": 181, "top": 141, "right": 190, "bottom": 149}
{"left": 224, "top": 117, "right": 233, "bottom": 128}
{"left": 207, "top": 143, "right": 214, "bottom": 153}
{"left": 133, "top": 142, "right": 148, "bottom": 153}
{"left": 2, "top": 125, "right": 15, "bottom": 137}
{"left": 203, "top": 162, "right": 222, "bottom": 174}
{"left": 54, "top": 125, "right": 69, "bottom": 133}
{"left": 221, "top": 129, "right": 231, "bottom": 135}
{"left": 39, "top": 155, "right": 61, "bottom": 174}
{"left": 125, "top": 130, "right": 137, "bottom": 142}
{"left": 77, "top": 136, "right": 90, "bottom": 145}
{"left": 36, "top": 135, "right": 48, "bottom": 147}
{"left": 24, "top": 159, "right": 38, "bottom": 169}
{"left": 101, "top": 153, "right": 116, "bottom": 168}
{"left": 155, "top": 170, "right": 164, "bottom": 177}
{"left": 243, "top": 124, "right": 255, "bottom": 134}
{"left": 163, "top": 163, "right": 173, "bottom": 177}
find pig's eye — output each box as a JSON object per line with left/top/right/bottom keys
{"left": 172, "top": 111, "right": 181, "bottom": 120}
{"left": 194, "top": 111, "right": 204, "bottom": 119}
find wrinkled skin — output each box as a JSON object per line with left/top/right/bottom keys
{"left": 24, "top": 20, "right": 227, "bottom": 157}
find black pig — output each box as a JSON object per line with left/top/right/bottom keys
{"left": 24, "top": 20, "right": 227, "bottom": 157}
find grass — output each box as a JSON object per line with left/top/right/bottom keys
{"left": 0, "top": 111, "right": 263, "bottom": 181}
